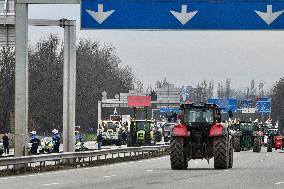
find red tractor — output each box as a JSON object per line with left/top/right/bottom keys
{"left": 170, "top": 103, "right": 233, "bottom": 170}
{"left": 274, "top": 136, "right": 283, "bottom": 150}
{"left": 266, "top": 128, "right": 283, "bottom": 152}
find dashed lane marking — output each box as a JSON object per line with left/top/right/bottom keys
{"left": 43, "top": 183, "right": 59, "bottom": 186}
{"left": 275, "top": 182, "right": 284, "bottom": 185}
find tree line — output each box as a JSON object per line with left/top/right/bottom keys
{"left": 0, "top": 35, "right": 136, "bottom": 134}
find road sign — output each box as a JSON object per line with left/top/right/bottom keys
{"left": 241, "top": 99, "right": 253, "bottom": 109}
{"left": 157, "top": 84, "right": 180, "bottom": 103}
{"left": 120, "top": 92, "right": 147, "bottom": 103}
{"left": 256, "top": 100, "right": 271, "bottom": 113}
{"left": 160, "top": 107, "right": 181, "bottom": 113}
{"left": 242, "top": 108, "right": 256, "bottom": 114}
{"left": 102, "top": 103, "right": 119, "bottom": 108}
{"left": 81, "top": 0, "right": 284, "bottom": 30}
{"left": 0, "top": 0, "right": 15, "bottom": 47}
{"left": 208, "top": 99, "right": 237, "bottom": 113}
{"left": 127, "top": 96, "right": 151, "bottom": 107}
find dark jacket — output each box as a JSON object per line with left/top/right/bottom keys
{"left": 97, "top": 134, "right": 103, "bottom": 142}
{"left": 2, "top": 135, "right": 9, "bottom": 146}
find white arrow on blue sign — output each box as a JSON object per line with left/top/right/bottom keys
{"left": 81, "top": 0, "right": 284, "bottom": 30}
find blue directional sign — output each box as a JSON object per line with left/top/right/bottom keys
{"left": 208, "top": 99, "right": 237, "bottom": 113}
{"left": 81, "top": 0, "right": 284, "bottom": 30}
{"left": 256, "top": 98, "right": 271, "bottom": 113}
{"left": 241, "top": 99, "right": 253, "bottom": 109}
{"left": 160, "top": 107, "right": 181, "bottom": 113}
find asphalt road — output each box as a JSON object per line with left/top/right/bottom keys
{"left": 1, "top": 147, "right": 284, "bottom": 189}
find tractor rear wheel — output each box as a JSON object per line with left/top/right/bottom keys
{"left": 253, "top": 136, "right": 261, "bottom": 152}
{"left": 214, "top": 135, "right": 229, "bottom": 169}
{"left": 267, "top": 139, "right": 273, "bottom": 152}
{"left": 233, "top": 136, "right": 241, "bottom": 152}
{"left": 229, "top": 138, "right": 233, "bottom": 168}
{"left": 170, "top": 137, "right": 187, "bottom": 170}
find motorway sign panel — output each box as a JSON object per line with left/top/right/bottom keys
{"left": 160, "top": 107, "right": 181, "bottom": 113}
{"left": 208, "top": 98, "right": 237, "bottom": 113}
{"left": 240, "top": 99, "right": 253, "bottom": 109}
{"left": 102, "top": 103, "right": 119, "bottom": 108}
{"left": 127, "top": 96, "right": 151, "bottom": 107}
{"left": 0, "top": 0, "right": 15, "bottom": 47}
{"left": 256, "top": 98, "right": 271, "bottom": 113}
{"left": 242, "top": 108, "right": 256, "bottom": 114}
{"left": 81, "top": 0, "right": 284, "bottom": 30}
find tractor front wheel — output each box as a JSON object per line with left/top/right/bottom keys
{"left": 229, "top": 138, "right": 233, "bottom": 168}
{"left": 233, "top": 136, "right": 241, "bottom": 152}
{"left": 267, "top": 139, "right": 273, "bottom": 152}
{"left": 253, "top": 136, "right": 261, "bottom": 152}
{"left": 170, "top": 137, "right": 188, "bottom": 170}
{"left": 214, "top": 135, "right": 229, "bottom": 169}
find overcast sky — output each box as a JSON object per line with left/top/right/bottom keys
{"left": 28, "top": 4, "right": 284, "bottom": 91}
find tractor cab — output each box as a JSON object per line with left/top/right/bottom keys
{"left": 179, "top": 103, "right": 222, "bottom": 131}
{"left": 127, "top": 107, "right": 154, "bottom": 146}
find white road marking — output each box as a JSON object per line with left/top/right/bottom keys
{"left": 43, "top": 183, "right": 59, "bottom": 186}
{"left": 103, "top": 175, "right": 111, "bottom": 178}
{"left": 138, "top": 161, "right": 143, "bottom": 163}
{"left": 146, "top": 170, "right": 153, "bottom": 172}
{"left": 224, "top": 170, "right": 229, "bottom": 172}
{"left": 275, "top": 182, "right": 284, "bottom": 185}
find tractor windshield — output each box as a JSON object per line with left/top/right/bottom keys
{"left": 184, "top": 108, "right": 214, "bottom": 124}
{"left": 239, "top": 123, "right": 255, "bottom": 131}
{"left": 136, "top": 121, "right": 146, "bottom": 131}
{"left": 104, "top": 122, "right": 118, "bottom": 132}
{"left": 267, "top": 129, "right": 278, "bottom": 135}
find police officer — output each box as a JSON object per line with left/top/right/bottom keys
{"left": 2, "top": 133, "right": 9, "bottom": 154}
{"left": 97, "top": 131, "right": 103, "bottom": 150}
{"left": 52, "top": 129, "right": 61, "bottom": 153}
{"left": 29, "top": 131, "right": 40, "bottom": 154}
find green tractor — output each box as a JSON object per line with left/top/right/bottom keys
{"left": 127, "top": 107, "right": 155, "bottom": 146}
{"left": 233, "top": 121, "right": 261, "bottom": 152}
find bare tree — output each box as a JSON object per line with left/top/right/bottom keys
{"left": 0, "top": 47, "right": 15, "bottom": 133}
{"left": 225, "top": 78, "right": 231, "bottom": 98}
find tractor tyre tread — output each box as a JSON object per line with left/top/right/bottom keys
{"left": 214, "top": 135, "right": 229, "bottom": 169}
{"left": 267, "top": 139, "right": 273, "bottom": 152}
{"left": 234, "top": 136, "right": 241, "bottom": 152}
{"left": 253, "top": 136, "right": 261, "bottom": 152}
{"left": 170, "top": 137, "right": 187, "bottom": 170}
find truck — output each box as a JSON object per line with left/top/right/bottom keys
{"left": 170, "top": 102, "right": 233, "bottom": 170}
{"left": 101, "top": 121, "right": 122, "bottom": 146}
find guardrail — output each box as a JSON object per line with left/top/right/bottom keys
{"left": 0, "top": 145, "right": 169, "bottom": 173}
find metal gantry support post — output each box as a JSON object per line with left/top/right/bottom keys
{"left": 15, "top": 2, "right": 29, "bottom": 157}
{"left": 14, "top": 0, "right": 80, "bottom": 159}
{"left": 97, "top": 101, "right": 102, "bottom": 133}
{"left": 62, "top": 19, "right": 76, "bottom": 153}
